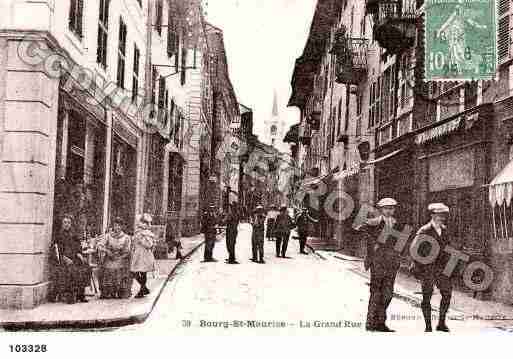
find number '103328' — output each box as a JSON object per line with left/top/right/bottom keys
{"left": 9, "top": 344, "right": 47, "bottom": 353}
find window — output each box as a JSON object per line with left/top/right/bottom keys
{"left": 498, "top": 0, "right": 511, "bottom": 63}
{"left": 156, "top": 0, "right": 163, "bottom": 36}
{"left": 167, "top": 5, "right": 179, "bottom": 57}
{"left": 132, "top": 45, "right": 140, "bottom": 103}
{"left": 151, "top": 67, "right": 157, "bottom": 116}
{"left": 69, "top": 0, "right": 84, "bottom": 38}
{"left": 180, "top": 39, "right": 187, "bottom": 85}
{"left": 117, "top": 18, "right": 127, "bottom": 89}
{"left": 337, "top": 99, "right": 342, "bottom": 136}
{"left": 97, "top": 0, "right": 110, "bottom": 68}
{"left": 158, "top": 76, "right": 166, "bottom": 124}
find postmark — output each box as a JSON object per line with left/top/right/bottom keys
{"left": 425, "top": 0, "right": 497, "bottom": 81}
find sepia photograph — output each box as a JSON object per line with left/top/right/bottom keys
{"left": 0, "top": 0, "right": 511, "bottom": 356}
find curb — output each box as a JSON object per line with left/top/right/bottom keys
{"left": 1, "top": 238, "right": 206, "bottom": 331}
{"left": 307, "top": 245, "right": 467, "bottom": 320}
{"left": 306, "top": 244, "right": 327, "bottom": 260}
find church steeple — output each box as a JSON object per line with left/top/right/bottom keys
{"left": 272, "top": 90, "right": 279, "bottom": 117}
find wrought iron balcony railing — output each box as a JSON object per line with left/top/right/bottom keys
{"left": 372, "top": 0, "right": 417, "bottom": 54}
{"left": 332, "top": 36, "right": 369, "bottom": 85}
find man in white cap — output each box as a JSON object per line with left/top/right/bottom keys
{"left": 359, "top": 197, "right": 403, "bottom": 332}
{"left": 251, "top": 205, "right": 266, "bottom": 263}
{"left": 411, "top": 203, "right": 452, "bottom": 332}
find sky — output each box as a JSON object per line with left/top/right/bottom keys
{"left": 205, "top": 0, "right": 317, "bottom": 145}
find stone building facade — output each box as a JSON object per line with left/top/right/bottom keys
{"left": 287, "top": 0, "right": 513, "bottom": 303}
{"left": 0, "top": 0, "right": 232, "bottom": 309}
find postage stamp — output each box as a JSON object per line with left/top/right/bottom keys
{"left": 425, "top": 0, "right": 497, "bottom": 81}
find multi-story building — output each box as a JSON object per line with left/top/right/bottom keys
{"left": 206, "top": 23, "right": 240, "bottom": 211}
{"left": 0, "top": 0, "right": 229, "bottom": 309}
{"left": 288, "top": 0, "right": 513, "bottom": 303}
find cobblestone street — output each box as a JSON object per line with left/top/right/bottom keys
{"left": 119, "top": 227, "right": 499, "bottom": 335}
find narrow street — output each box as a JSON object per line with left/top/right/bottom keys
{"left": 118, "top": 227, "right": 497, "bottom": 335}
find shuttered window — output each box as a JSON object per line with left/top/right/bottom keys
{"left": 69, "top": 0, "right": 84, "bottom": 38}
{"left": 167, "top": 3, "right": 179, "bottom": 57}
{"left": 117, "top": 18, "right": 127, "bottom": 89}
{"left": 156, "top": 0, "right": 163, "bottom": 36}
{"left": 499, "top": 0, "right": 511, "bottom": 63}
{"left": 97, "top": 0, "right": 110, "bottom": 68}
{"left": 132, "top": 45, "right": 140, "bottom": 103}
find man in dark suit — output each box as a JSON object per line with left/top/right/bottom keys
{"left": 251, "top": 205, "right": 266, "bottom": 263}
{"left": 295, "top": 208, "right": 318, "bottom": 254}
{"left": 274, "top": 206, "right": 295, "bottom": 258}
{"left": 359, "top": 198, "right": 403, "bottom": 332}
{"left": 225, "top": 202, "right": 240, "bottom": 264}
{"left": 411, "top": 203, "right": 452, "bottom": 332}
{"left": 202, "top": 205, "right": 218, "bottom": 262}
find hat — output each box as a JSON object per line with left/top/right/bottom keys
{"left": 428, "top": 203, "right": 449, "bottom": 214}
{"left": 377, "top": 198, "right": 398, "bottom": 207}
{"left": 136, "top": 213, "right": 153, "bottom": 225}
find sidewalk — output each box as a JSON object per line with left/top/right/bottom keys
{"left": 0, "top": 234, "right": 208, "bottom": 331}
{"left": 312, "top": 247, "right": 513, "bottom": 325}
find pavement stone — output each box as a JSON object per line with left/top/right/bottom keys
{"left": 314, "top": 248, "right": 513, "bottom": 329}
{"left": 118, "top": 227, "right": 496, "bottom": 335}
{"left": 0, "top": 234, "right": 207, "bottom": 331}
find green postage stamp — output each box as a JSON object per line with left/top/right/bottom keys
{"left": 425, "top": 0, "right": 497, "bottom": 81}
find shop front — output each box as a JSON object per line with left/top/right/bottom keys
{"left": 334, "top": 168, "right": 361, "bottom": 256}
{"left": 53, "top": 86, "right": 107, "bottom": 242}
{"left": 109, "top": 117, "right": 139, "bottom": 234}
{"left": 415, "top": 104, "right": 493, "bottom": 293}
{"left": 374, "top": 135, "right": 416, "bottom": 226}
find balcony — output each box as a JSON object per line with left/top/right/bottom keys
{"left": 365, "top": 0, "right": 380, "bottom": 15}
{"left": 307, "top": 111, "right": 321, "bottom": 131}
{"left": 299, "top": 135, "right": 311, "bottom": 146}
{"left": 373, "top": 1, "right": 416, "bottom": 54}
{"left": 331, "top": 29, "right": 368, "bottom": 85}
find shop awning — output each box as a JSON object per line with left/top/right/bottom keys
{"left": 165, "top": 142, "right": 186, "bottom": 161}
{"left": 300, "top": 174, "right": 330, "bottom": 188}
{"left": 364, "top": 148, "right": 404, "bottom": 166}
{"left": 489, "top": 159, "right": 513, "bottom": 207}
{"left": 334, "top": 167, "right": 359, "bottom": 181}
{"left": 415, "top": 117, "right": 464, "bottom": 145}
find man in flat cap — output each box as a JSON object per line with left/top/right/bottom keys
{"left": 411, "top": 203, "right": 453, "bottom": 332}
{"left": 274, "top": 205, "right": 295, "bottom": 258}
{"left": 251, "top": 205, "right": 266, "bottom": 263}
{"left": 359, "top": 197, "right": 404, "bottom": 332}
{"left": 202, "top": 204, "right": 219, "bottom": 262}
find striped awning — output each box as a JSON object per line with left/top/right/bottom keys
{"left": 415, "top": 117, "right": 463, "bottom": 145}
{"left": 489, "top": 159, "right": 513, "bottom": 207}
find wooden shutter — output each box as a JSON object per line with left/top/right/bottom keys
{"left": 77, "top": 0, "right": 84, "bottom": 37}
{"left": 167, "top": 7, "right": 177, "bottom": 57}
{"left": 499, "top": 0, "right": 511, "bottom": 63}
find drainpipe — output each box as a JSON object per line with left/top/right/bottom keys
{"left": 141, "top": 0, "right": 154, "bottom": 216}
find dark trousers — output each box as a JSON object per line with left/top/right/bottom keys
{"left": 204, "top": 232, "right": 216, "bottom": 261}
{"left": 298, "top": 230, "right": 307, "bottom": 253}
{"left": 252, "top": 236, "right": 264, "bottom": 262}
{"left": 133, "top": 272, "right": 148, "bottom": 292}
{"left": 366, "top": 260, "right": 398, "bottom": 329}
{"left": 275, "top": 232, "right": 290, "bottom": 257}
{"left": 226, "top": 231, "right": 237, "bottom": 262}
{"left": 420, "top": 272, "right": 453, "bottom": 329}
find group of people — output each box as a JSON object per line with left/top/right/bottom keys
{"left": 49, "top": 213, "right": 158, "bottom": 304}
{"left": 360, "top": 197, "right": 455, "bottom": 333}
{"left": 201, "top": 203, "right": 318, "bottom": 265}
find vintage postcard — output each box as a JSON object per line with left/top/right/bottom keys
{"left": 0, "top": 0, "right": 512, "bottom": 355}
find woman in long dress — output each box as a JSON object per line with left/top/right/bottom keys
{"left": 98, "top": 217, "right": 132, "bottom": 299}
{"left": 130, "top": 213, "right": 156, "bottom": 298}
{"left": 49, "top": 214, "right": 91, "bottom": 304}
